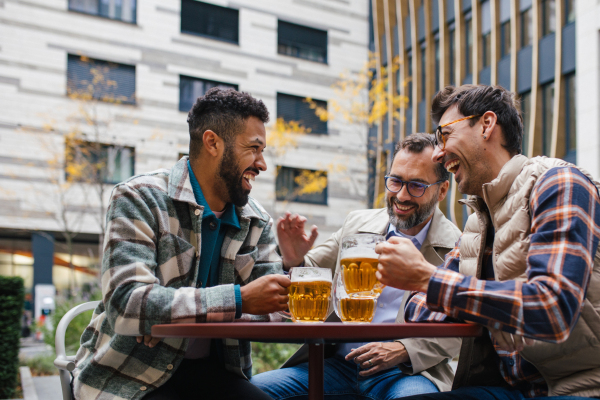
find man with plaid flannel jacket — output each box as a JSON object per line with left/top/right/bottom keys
{"left": 71, "top": 89, "right": 289, "bottom": 400}
{"left": 375, "top": 85, "right": 600, "bottom": 400}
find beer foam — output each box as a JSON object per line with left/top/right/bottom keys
{"left": 291, "top": 267, "right": 333, "bottom": 283}
{"left": 340, "top": 247, "right": 379, "bottom": 260}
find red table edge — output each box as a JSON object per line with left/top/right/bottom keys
{"left": 151, "top": 322, "right": 482, "bottom": 340}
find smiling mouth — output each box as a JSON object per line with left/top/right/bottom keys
{"left": 445, "top": 159, "right": 460, "bottom": 174}
{"left": 394, "top": 202, "right": 416, "bottom": 214}
{"left": 243, "top": 173, "right": 256, "bottom": 189}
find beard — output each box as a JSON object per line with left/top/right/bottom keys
{"left": 217, "top": 143, "right": 256, "bottom": 208}
{"left": 386, "top": 189, "right": 440, "bottom": 231}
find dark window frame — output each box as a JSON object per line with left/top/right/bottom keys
{"left": 464, "top": 11, "right": 473, "bottom": 77}
{"left": 179, "top": 75, "right": 238, "bottom": 112}
{"left": 542, "top": 0, "right": 556, "bottom": 37}
{"left": 65, "top": 139, "right": 135, "bottom": 185}
{"left": 180, "top": 0, "right": 239, "bottom": 45}
{"left": 520, "top": 7, "right": 533, "bottom": 47}
{"left": 275, "top": 166, "right": 328, "bottom": 205}
{"left": 500, "top": 20, "right": 511, "bottom": 58}
{"left": 68, "top": 0, "right": 137, "bottom": 24}
{"left": 67, "top": 54, "right": 136, "bottom": 105}
{"left": 277, "top": 20, "right": 328, "bottom": 64}
{"left": 276, "top": 92, "right": 328, "bottom": 134}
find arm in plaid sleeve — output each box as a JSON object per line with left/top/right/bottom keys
{"left": 404, "top": 243, "right": 462, "bottom": 323}
{"left": 236, "top": 214, "right": 286, "bottom": 322}
{"left": 102, "top": 182, "right": 238, "bottom": 336}
{"left": 424, "top": 167, "right": 600, "bottom": 342}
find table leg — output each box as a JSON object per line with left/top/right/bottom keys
{"left": 308, "top": 342, "right": 324, "bottom": 400}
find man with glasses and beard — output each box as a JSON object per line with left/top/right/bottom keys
{"left": 251, "top": 133, "right": 463, "bottom": 400}
{"left": 376, "top": 85, "right": 600, "bottom": 400}
{"left": 72, "top": 88, "right": 289, "bottom": 400}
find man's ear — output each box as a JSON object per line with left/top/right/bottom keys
{"left": 482, "top": 111, "right": 498, "bottom": 140}
{"left": 438, "top": 180, "right": 450, "bottom": 202}
{"left": 202, "top": 130, "right": 222, "bottom": 157}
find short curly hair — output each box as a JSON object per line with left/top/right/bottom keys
{"left": 187, "top": 87, "right": 270, "bottom": 156}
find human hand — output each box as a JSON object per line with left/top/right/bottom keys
{"left": 345, "top": 342, "right": 409, "bottom": 376}
{"left": 489, "top": 328, "right": 535, "bottom": 352}
{"left": 375, "top": 236, "right": 436, "bottom": 293}
{"left": 277, "top": 212, "right": 318, "bottom": 270}
{"left": 136, "top": 335, "right": 161, "bottom": 348}
{"left": 241, "top": 274, "right": 291, "bottom": 315}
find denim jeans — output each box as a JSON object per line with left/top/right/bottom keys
{"left": 251, "top": 355, "right": 438, "bottom": 400}
{"left": 394, "top": 386, "right": 598, "bottom": 400}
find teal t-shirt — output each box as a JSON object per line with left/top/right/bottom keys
{"left": 187, "top": 160, "right": 242, "bottom": 318}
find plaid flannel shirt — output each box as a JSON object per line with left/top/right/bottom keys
{"left": 72, "top": 157, "right": 283, "bottom": 400}
{"left": 406, "top": 166, "right": 600, "bottom": 397}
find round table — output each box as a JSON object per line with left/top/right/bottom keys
{"left": 152, "top": 322, "right": 482, "bottom": 400}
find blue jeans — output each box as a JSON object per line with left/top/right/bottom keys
{"left": 393, "top": 386, "right": 598, "bottom": 400}
{"left": 251, "top": 355, "right": 438, "bottom": 400}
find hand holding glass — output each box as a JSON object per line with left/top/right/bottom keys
{"left": 279, "top": 267, "right": 332, "bottom": 323}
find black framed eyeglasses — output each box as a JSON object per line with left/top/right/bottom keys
{"left": 384, "top": 176, "right": 445, "bottom": 197}
{"left": 434, "top": 114, "right": 482, "bottom": 150}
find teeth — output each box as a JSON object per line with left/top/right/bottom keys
{"left": 396, "top": 205, "right": 413, "bottom": 211}
{"left": 243, "top": 174, "right": 255, "bottom": 181}
{"left": 445, "top": 160, "right": 460, "bottom": 173}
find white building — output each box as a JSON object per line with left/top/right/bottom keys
{"left": 0, "top": 0, "right": 370, "bottom": 294}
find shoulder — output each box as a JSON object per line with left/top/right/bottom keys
{"left": 532, "top": 165, "right": 600, "bottom": 207}
{"left": 112, "top": 168, "right": 171, "bottom": 197}
{"left": 241, "top": 196, "right": 272, "bottom": 223}
{"left": 345, "top": 208, "right": 387, "bottom": 222}
{"left": 427, "top": 208, "right": 462, "bottom": 248}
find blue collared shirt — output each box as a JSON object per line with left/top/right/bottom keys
{"left": 336, "top": 218, "right": 432, "bottom": 358}
{"left": 187, "top": 161, "right": 242, "bottom": 317}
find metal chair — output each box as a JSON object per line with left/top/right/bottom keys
{"left": 54, "top": 301, "right": 101, "bottom": 400}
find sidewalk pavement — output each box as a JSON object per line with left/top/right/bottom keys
{"left": 19, "top": 367, "right": 62, "bottom": 400}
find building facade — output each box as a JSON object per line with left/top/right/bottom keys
{"left": 0, "top": 0, "right": 370, "bottom": 297}
{"left": 367, "top": 0, "right": 589, "bottom": 229}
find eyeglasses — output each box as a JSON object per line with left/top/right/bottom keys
{"left": 384, "top": 176, "right": 445, "bottom": 197}
{"left": 434, "top": 115, "right": 482, "bottom": 150}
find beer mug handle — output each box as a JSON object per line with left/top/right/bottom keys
{"left": 277, "top": 271, "right": 293, "bottom": 320}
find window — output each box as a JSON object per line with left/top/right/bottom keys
{"left": 69, "top": 0, "right": 136, "bottom": 23}
{"left": 66, "top": 140, "right": 135, "bottom": 184}
{"left": 465, "top": 11, "right": 473, "bottom": 77}
{"left": 448, "top": 23, "right": 456, "bottom": 86}
{"left": 542, "top": 0, "right": 556, "bottom": 36}
{"left": 276, "top": 167, "right": 327, "bottom": 205}
{"left": 565, "top": 0, "right": 575, "bottom": 24}
{"left": 179, "top": 76, "right": 238, "bottom": 112}
{"left": 276, "top": 93, "right": 327, "bottom": 134}
{"left": 520, "top": 91, "right": 531, "bottom": 155}
{"left": 67, "top": 54, "right": 135, "bottom": 104}
{"left": 542, "top": 82, "right": 555, "bottom": 156}
{"left": 278, "top": 21, "right": 328, "bottom": 63}
{"left": 181, "top": 0, "right": 239, "bottom": 44}
{"left": 520, "top": 7, "right": 533, "bottom": 47}
{"left": 564, "top": 73, "right": 576, "bottom": 162}
{"left": 500, "top": 21, "right": 511, "bottom": 58}
{"left": 481, "top": 0, "right": 492, "bottom": 68}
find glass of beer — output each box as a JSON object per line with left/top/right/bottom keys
{"left": 281, "top": 267, "right": 333, "bottom": 323}
{"left": 340, "top": 234, "right": 385, "bottom": 297}
{"left": 333, "top": 272, "right": 377, "bottom": 324}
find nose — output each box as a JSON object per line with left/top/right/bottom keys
{"left": 432, "top": 145, "right": 445, "bottom": 164}
{"left": 256, "top": 151, "right": 267, "bottom": 172}
{"left": 396, "top": 183, "right": 412, "bottom": 202}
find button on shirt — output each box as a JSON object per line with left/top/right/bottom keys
{"left": 184, "top": 160, "right": 242, "bottom": 359}
{"left": 336, "top": 218, "right": 432, "bottom": 359}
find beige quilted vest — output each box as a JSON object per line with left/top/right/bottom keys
{"left": 458, "top": 155, "right": 600, "bottom": 397}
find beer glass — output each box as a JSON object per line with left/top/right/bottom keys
{"left": 340, "top": 234, "right": 385, "bottom": 296}
{"left": 333, "top": 272, "right": 377, "bottom": 324}
{"left": 281, "top": 267, "right": 333, "bottom": 323}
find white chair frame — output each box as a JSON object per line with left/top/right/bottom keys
{"left": 53, "top": 301, "right": 101, "bottom": 400}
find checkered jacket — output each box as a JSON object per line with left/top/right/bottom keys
{"left": 72, "top": 158, "right": 283, "bottom": 400}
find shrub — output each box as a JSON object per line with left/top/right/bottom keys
{"left": 19, "top": 354, "right": 58, "bottom": 376}
{"left": 0, "top": 276, "right": 25, "bottom": 399}
{"left": 43, "top": 283, "right": 102, "bottom": 354}
{"left": 251, "top": 342, "right": 302, "bottom": 374}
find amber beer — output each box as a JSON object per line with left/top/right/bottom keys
{"left": 340, "top": 234, "right": 385, "bottom": 295}
{"left": 339, "top": 296, "right": 377, "bottom": 324}
{"left": 340, "top": 257, "right": 380, "bottom": 294}
{"left": 287, "top": 267, "right": 333, "bottom": 323}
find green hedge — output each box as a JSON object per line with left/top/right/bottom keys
{"left": 0, "top": 276, "right": 24, "bottom": 399}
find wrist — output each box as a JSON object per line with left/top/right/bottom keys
{"left": 417, "top": 262, "right": 436, "bottom": 293}
{"left": 283, "top": 258, "right": 304, "bottom": 271}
